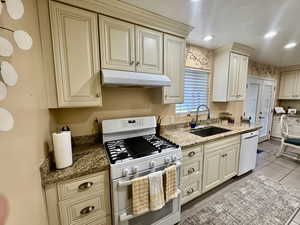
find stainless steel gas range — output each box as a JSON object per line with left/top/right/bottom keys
{"left": 102, "top": 116, "right": 182, "bottom": 225}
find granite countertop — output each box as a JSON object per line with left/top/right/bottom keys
{"left": 162, "top": 123, "right": 262, "bottom": 148}
{"left": 40, "top": 144, "right": 109, "bottom": 186}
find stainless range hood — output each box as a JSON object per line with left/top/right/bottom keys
{"left": 102, "top": 69, "right": 171, "bottom": 87}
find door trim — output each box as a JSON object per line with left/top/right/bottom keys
{"left": 244, "top": 75, "right": 277, "bottom": 143}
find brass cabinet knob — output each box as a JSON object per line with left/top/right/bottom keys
{"left": 78, "top": 182, "right": 93, "bottom": 191}
{"left": 188, "top": 151, "right": 196, "bottom": 157}
{"left": 80, "top": 206, "right": 95, "bottom": 215}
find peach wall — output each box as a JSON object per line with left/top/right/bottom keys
{"left": 0, "top": 0, "right": 50, "bottom": 225}
{"left": 51, "top": 44, "right": 281, "bottom": 136}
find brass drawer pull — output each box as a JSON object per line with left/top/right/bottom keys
{"left": 188, "top": 151, "right": 196, "bottom": 157}
{"left": 188, "top": 168, "right": 195, "bottom": 174}
{"left": 187, "top": 187, "right": 194, "bottom": 195}
{"left": 78, "top": 182, "right": 93, "bottom": 191}
{"left": 222, "top": 153, "right": 228, "bottom": 157}
{"left": 130, "top": 61, "right": 134, "bottom": 65}
{"left": 80, "top": 206, "right": 95, "bottom": 216}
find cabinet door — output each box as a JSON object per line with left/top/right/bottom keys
{"left": 135, "top": 26, "right": 163, "bottom": 74}
{"left": 163, "top": 34, "right": 185, "bottom": 104}
{"left": 294, "top": 71, "right": 300, "bottom": 99}
{"left": 50, "top": 2, "right": 102, "bottom": 107}
{"left": 236, "top": 55, "right": 248, "bottom": 101}
{"left": 99, "top": 15, "right": 135, "bottom": 71}
{"left": 203, "top": 150, "right": 222, "bottom": 193}
{"left": 221, "top": 144, "right": 239, "bottom": 181}
{"left": 227, "top": 52, "right": 240, "bottom": 101}
{"left": 279, "top": 72, "right": 297, "bottom": 99}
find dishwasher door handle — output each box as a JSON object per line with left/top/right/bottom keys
{"left": 244, "top": 135, "right": 258, "bottom": 140}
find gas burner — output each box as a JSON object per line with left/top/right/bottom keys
{"left": 105, "top": 134, "right": 178, "bottom": 164}
{"left": 143, "top": 135, "right": 178, "bottom": 151}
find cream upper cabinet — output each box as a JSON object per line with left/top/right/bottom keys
{"left": 226, "top": 52, "right": 248, "bottom": 102}
{"left": 227, "top": 53, "right": 240, "bottom": 101}
{"left": 99, "top": 15, "right": 135, "bottom": 71}
{"left": 236, "top": 54, "right": 249, "bottom": 100}
{"left": 162, "top": 34, "right": 185, "bottom": 104}
{"left": 213, "top": 43, "right": 252, "bottom": 102}
{"left": 135, "top": 26, "right": 163, "bottom": 74}
{"left": 99, "top": 16, "right": 163, "bottom": 74}
{"left": 50, "top": 2, "right": 102, "bottom": 107}
{"left": 279, "top": 70, "right": 300, "bottom": 99}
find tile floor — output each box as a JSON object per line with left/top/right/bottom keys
{"left": 182, "top": 139, "right": 300, "bottom": 225}
{"left": 252, "top": 140, "right": 300, "bottom": 224}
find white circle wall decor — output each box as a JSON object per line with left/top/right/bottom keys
{"left": 1, "top": 61, "right": 18, "bottom": 86}
{"left": 0, "top": 81, "right": 7, "bottom": 101}
{"left": 6, "top": 0, "right": 24, "bottom": 20}
{"left": 0, "top": 107, "right": 14, "bottom": 131}
{"left": 0, "top": 36, "right": 14, "bottom": 57}
{"left": 13, "top": 30, "right": 32, "bottom": 50}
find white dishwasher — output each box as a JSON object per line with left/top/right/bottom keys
{"left": 238, "top": 130, "right": 259, "bottom": 176}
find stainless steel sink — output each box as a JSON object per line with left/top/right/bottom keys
{"left": 190, "top": 126, "right": 231, "bottom": 137}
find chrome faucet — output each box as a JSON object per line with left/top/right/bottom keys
{"left": 195, "top": 104, "right": 210, "bottom": 126}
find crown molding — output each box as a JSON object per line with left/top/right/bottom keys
{"left": 280, "top": 65, "right": 300, "bottom": 73}
{"left": 214, "top": 42, "right": 255, "bottom": 57}
{"left": 52, "top": 0, "right": 193, "bottom": 38}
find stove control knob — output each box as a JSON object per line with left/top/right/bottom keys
{"left": 122, "top": 169, "right": 129, "bottom": 177}
{"left": 171, "top": 156, "right": 177, "bottom": 162}
{"left": 165, "top": 157, "right": 170, "bottom": 164}
{"left": 132, "top": 166, "right": 138, "bottom": 174}
{"left": 150, "top": 161, "right": 155, "bottom": 168}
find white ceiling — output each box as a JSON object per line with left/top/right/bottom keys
{"left": 122, "top": 0, "right": 300, "bottom": 67}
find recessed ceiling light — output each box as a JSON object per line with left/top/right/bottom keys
{"left": 191, "top": 0, "right": 201, "bottom": 2}
{"left": 264, "top": 31, "right": 277, "bottom": 39}
{"left": 203, "top": 35, "right": 214, "bottom": 41}
{"left": 284, "top": 42, "right": 297, "bottom": 49}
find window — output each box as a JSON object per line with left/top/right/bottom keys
{"left": 176, "top": 68, "right": 209, "bottom": 114}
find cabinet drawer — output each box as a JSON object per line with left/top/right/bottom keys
{"left": 204, "top": 135, "right": 240, "bottom": 154}
{"left": 77, "top": 216, "right": 111, "bottom": 225}
{"left": 182, "top": 160, "right": 202, "bottom": 178}
{"left": 182, "top": 145, "right": 203, "bottom": 159}
{"left": 58, "top": 171, "right": 109, "bottom": 201}
{"left": 59, "top": 192, "right": 110, "bottom": 225}
{"left": 181, "top": 175, "right": 202, "bottom": 205}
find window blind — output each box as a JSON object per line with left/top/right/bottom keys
{"left": 176, "top": 68, "right": 209, "bottom": 114}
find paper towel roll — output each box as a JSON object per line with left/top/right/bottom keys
{"left": 52, "top": 131, "right": 73, "bottom": 169}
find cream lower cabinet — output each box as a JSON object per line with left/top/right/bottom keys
{"left": 162, "top": 34, "right": 185, "bottom": 104}
{"left": 99, "top": 15, "right": 163, "bottom": 74}
{"left": 203, "top": 135, "right": 240, "bottom": 193}
{"left": 181, "top": 144, "right": 203, "bottom": 205}
{"left": 49, "top": 2, "right": 102, "bottom": 107}
{"left": 279, "top": 70, "right": 300, "bottom": 100}
{"left": 45, "top": 171, "right": 111, "bottom": 225}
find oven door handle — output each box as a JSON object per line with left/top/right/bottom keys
{"left": 118, "top": 162, "right": 182, "bottom": 187}
{"left": 119, "top": 189, "right": 181, "bottom": 222}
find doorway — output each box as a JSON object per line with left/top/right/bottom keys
{"left": 244, "top": 76, "right": 276, "bottom": 142}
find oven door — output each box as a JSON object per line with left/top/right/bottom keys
{"left": 111, "top": 163, "right": 181, "bottom": 225}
